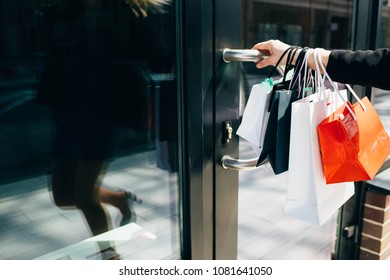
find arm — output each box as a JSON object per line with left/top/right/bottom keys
{"left": 327, "top": 48, "right": 390, "bottom": 90}
{"left": 252, "top": 40, "right": 331, "bottom": 72}
{"left": 252, "top": 40, "right": 390, "bottom": 90}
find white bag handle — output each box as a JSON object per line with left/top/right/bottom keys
{"left": 313, "top": 48, "right": 327, "bottom": 97}
{"left": 288, "top": 48, "right": 313, "bottom": 98}
{"left": 314, "top": 48, "right": 367, "bottom": 120}
{"left": 345, "top": 84, "right": 367, "bottom": 112}
{"left": 292, "top": 48, "right": 325, "bottom": 100}
{"left": 290, "top": 50, "right": 314, "bottom": 98}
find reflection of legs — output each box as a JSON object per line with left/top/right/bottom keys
{"left": 51, "top": 157, "right": 110, "bottom": 236}
{"left": 100, "top": 188, "right": 127, "bottom": 216}
{"left": 98, "top": 165, "right": 141, "bottom": 225}
{"left": 51, "top": 158, "right": 119, "bottom": 259}
{"left": 100, "top": 188, "right": 141, "bottom": 225}
{"left": 51, "top": 157, "right": 139, "bottom": 232}
{"left": 51, "top": 158, "right": 76, "bottom": 207}
{"left": 72, "top": 160, "right": 109, "bottom": 236}
{"left": 96, "top": 165, "right": 137, "bottom": 222}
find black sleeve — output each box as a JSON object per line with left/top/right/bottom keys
{"left": 326, "top": 48, "right": 390, "bottom": 90}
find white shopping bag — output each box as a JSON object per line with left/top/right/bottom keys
{"left": 237, "top": 79, "right": 274, "bottom": 155}
{"left": 283, "top": 90, "right": 355, "bottom": 225}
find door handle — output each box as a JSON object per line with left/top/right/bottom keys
{"left": 220, "top": 49, "right": 283, "bottom": 171}
{"left": 222, "top": 48, "right": 269, "bottom": 63}
{"left": 222, "top": 48, "right": 284, "bottom": 75}
{"left": 221, "top": 155, "right": 256, "bottom": 170}
{"left": 221, "top": 155, "right": 269, "bottom": 171}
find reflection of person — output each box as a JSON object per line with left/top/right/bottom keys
{"left": 252, "top": 39, "right": 390, "bottom": 90}
{"left": 123, "top": 0, "right": 170, "bottom": 17}
{"left": 35, "top": 0, "right": 173, "bottom": 259}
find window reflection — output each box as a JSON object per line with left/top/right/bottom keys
{"left": 0, "top": 0, "right": 179, "bottom": 260}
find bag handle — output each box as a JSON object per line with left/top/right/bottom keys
{"left": 288, "top": 47, "right": 309, "bottom": 94}
{"left": 267, "top": 46, "right": 300, "bottom": 79}
{"left": 314, "top": 48, "right": 363, "bottom": 120}
{"left": 313, "top": 48, "right": 326, "bottom": 96}
{"left": 284, "top": 47, "right": 301, "bottom": 82}
{"left": 345, "top": 84, "right": 367, "bottom": 112}
{"left": 290, "top": 48, "right": 314, "bottom": 98}
{"left": 302, "top": 50, "right": 315, "bottom": 98}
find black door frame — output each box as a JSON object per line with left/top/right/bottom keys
{"left": 178, "top": 0, "right": 217, "bottom": 260}
{"left": 178, "top": 0, "right": 241, "bottom": 260}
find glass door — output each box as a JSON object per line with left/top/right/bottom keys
{"left": 195, "top": 0, "right": 357, "bottom": 260}
{"left": 0, "top": 0, "right": 181, "bottom": 260}
{"left": 234, "top": 0, "right": 356, "bottom": 259}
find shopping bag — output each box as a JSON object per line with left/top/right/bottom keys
{"left": 256, "top": 47, "right": 307, "bottom": 174}
{"left": 257, "top": 82, "right": 300, "bottom": 174}
{"left": 237, "top": 46, "right": 298, "bottom": 157}
{"left": 284, "top": 91, "right": 355, "bottom": 225}
{"left": 236, "top": 78, "right": 274, "bottom": 155}
{"left": 317, "top": 91, "right": 390, "bottom": 184}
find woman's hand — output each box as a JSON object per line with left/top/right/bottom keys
{"left": 252, "top": 40, "right": 331, "bottom": 71}
{"left": 252, "top": 40, "right": 292, "bottom": 69}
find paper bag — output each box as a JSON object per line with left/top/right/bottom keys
{"left": 318, "top": 95, "right": 390, "bottom": 183}
{"left": 284, "top": 91, "right": 355, "bottom": 225}
{"left": 237, "top": 79, "right": 274, "bottom": 155}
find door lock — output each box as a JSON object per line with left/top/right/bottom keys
{"left": 223, "top": 121, "right": 233, "bottom": 145}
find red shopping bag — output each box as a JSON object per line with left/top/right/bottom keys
{"left": 317, "top": 96, "right": 390, "bottom": 184}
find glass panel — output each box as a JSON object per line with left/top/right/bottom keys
{"left": 374, "top": 2, "right": 390, "bottom": 137}
{"left": 0, "top": 0, "right": 179, "bottom": 260}
{"left": 238, "top": 0, "right": 354, "bottom": 259}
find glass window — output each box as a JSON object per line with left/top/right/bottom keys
{"left": 374, "top": 1, "right": 390, "bottom": 136}
{"left": 238, "top": 0, "right": 354, "bottom": 260}
{"left": 0, "top": 0, "right": 180, "bottom": 260}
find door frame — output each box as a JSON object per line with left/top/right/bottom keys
{"left": 178, "top": 0, "right": 241, "bottom": 260}
{"left": 178, "top": 0, "right": 216, "bottom": 260}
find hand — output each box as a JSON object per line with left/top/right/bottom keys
{"left": 252, "top": 40, "right": 292, "bottom": 69}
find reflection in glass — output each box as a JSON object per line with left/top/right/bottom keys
{"left": 0, "top": 0, "right": 179, "bottom": 260}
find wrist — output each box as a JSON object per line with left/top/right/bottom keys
{"left": 306, "top": 48, "right": 331, "bottom": 71}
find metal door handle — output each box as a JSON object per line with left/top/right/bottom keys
{"left": 221, "top": 155, "right": 258, "bottom": 171}
{"left": 221, "top": 48, "right": 283, "bottom": 171}
{"left": 221, "top": 155, "right": 268, "bottom": 171}
{"left": 222, "top": 48, "right": 270, "bottom": 63}
{"left": 222, "top": 48, "right": 284, "bottom": 76}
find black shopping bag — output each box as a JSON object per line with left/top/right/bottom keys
{"left": 257, "top": 82, "right": 300, "bottom": 174}
{"left": 257, "top": 47, "right": 309, "bottom": 174}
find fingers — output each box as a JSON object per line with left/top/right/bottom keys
{"left": 252, "top": 40, "right": 274, "bottom": 68}
{"left": 255, "top": 58, "right": 271, "bottom": 69}
{"left": 252, "top": 40, "right": 291, "bottom": 69}
{"left": 252, "top": 40, "right": 273, "bottom": 51}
